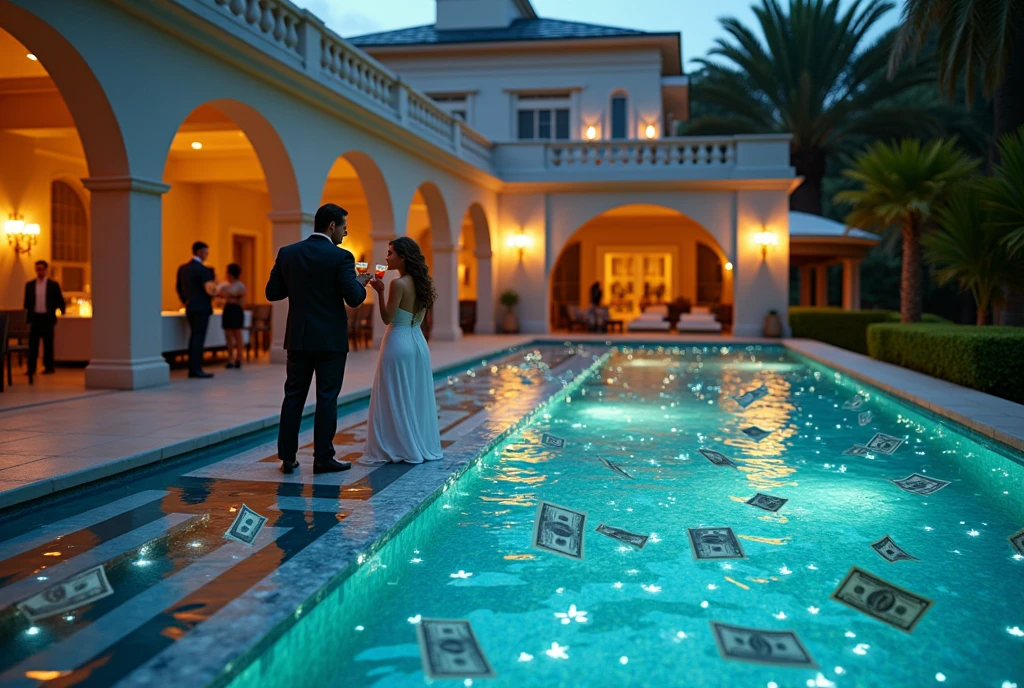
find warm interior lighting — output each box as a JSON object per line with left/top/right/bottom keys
{"left": 506, "top": 230, "right": 531, "bottom": 261}
{"left": 26, "top": 53, "right": 37, "bottom": 61}
{"left": 191, "top": 141, "right": 203, "bottom": 150}
{"left": 585, "top": 125, "right": 597, "bottom": 141}
{"left": 724, "top": 261, "right": 733, "bottom": 271}
{"left": 6, "top": 216, "right": 37, "bottom": 255}
{"left": 755, "top": 230, "right": 777, "bottom": 259}
{"left": 644, "top": 124, "right": 657, "bottom": 139}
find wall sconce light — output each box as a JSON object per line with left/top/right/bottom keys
{"left": 5, "top": 216, "right": 39, "bottom": 255}
{"left": 724, "top": 261, "right": 733, "bottom": 271}
{"left": 644, "top": 123, "right": 657, "bottom": 139}
{"left": 585, "top": 125, "right": 598, "bottom": 141}
{"left": 506, "top": 229, "right": 531, "bottom": 262}
{"left": 754, "top": 229, "right": 777, "bottom": 260}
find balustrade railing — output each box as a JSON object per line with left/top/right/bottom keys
{"left": 546, "top": 139, "right": 737, "bottom": 169}
{"left": 210, "top": 0, "right": 303, "bottom": 59}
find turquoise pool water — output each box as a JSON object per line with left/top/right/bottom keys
{"left": 229, "top": 345, "right": 1024, "bottom": 687}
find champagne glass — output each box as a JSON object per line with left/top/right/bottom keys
{"left": 355, "top": 262, "right": 369, "bottom": 276}
{"left": 374, "top": 264, "right": 387, "bottom": 280}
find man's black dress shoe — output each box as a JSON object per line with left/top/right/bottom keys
{"left": 281, "top": 460, "right": 298, "bottom": 474}
{"left": 188, "top": 371, "right": 214, "bottom": 379}
{"left": 312, "top": 458, "right": 351, "bottom": 474}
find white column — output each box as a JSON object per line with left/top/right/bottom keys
{"left": 82, "top": 176, "right": 170, "bottom": 390}
{"left": 371, "top": 233, "right": 394, "bottom": 346}
{"left": 841, "top": 258, "right": 861, "bottom": 310}
{"left": 474, "top": 248, "right": 495, "bottom": 334}
{"left": 268, "top": 210, "right": 315, "bottom": 363}
{"left": 430, "top": 244, "right": 463, "bottom": 341}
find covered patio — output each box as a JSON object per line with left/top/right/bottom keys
{"left": 789, "top": 211, "right": 880, "bottom": 310}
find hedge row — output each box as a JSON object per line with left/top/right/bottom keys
{"left": 866, "top": 324, "right": 1024, "bottom": 404}
{"left": 788, "top": 307, "right": 946, "bottom": 355}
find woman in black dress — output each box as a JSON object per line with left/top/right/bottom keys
{"left": 219, "top": 263, "right": 246, "bottom": 369}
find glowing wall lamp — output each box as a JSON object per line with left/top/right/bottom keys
{"left": 644, "top": 123, "right": 657, "bottom": 139}
{"left": 724, "top": 261, "right": 734, "bottom": 271}
{"left": 585, "top": 124, "right": 598, "bottom": 141}
{"left": 506, "top": 229, "right": 532, "bottom": 262}
{"left": 5, "top": 216, "right": 39, "bottom": 255}
{"left": 754, "top": 228, "right": 777, "bottom": 260}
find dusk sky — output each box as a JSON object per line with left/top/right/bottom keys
{"left": 300, "top": 0, "right": 901, "bottom": 68}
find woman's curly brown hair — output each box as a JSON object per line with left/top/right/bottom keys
{"left": 390, "top": 237, "right": 437, "bottom": 313}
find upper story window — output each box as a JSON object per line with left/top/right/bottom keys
{"left": 610, "top": 92, "right": 629, "bottom": 140}
{"left": 429, "top": 93, "right": 472, "bottom": 125}
{"left": 516, "top": 93, "right": 571, "bottom": 141}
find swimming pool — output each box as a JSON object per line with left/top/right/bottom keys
{"left": 227, "top": 344, "right": 1024, "bottom": 687}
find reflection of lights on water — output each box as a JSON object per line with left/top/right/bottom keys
{"left": 464, "top": 679, "right": 473, "bottom": 687}
{"left": 700, "top": 601, "right": 709, "bottom": 609}
{"left": 835, "top": 666, "right": 845, "bottom": 675}
{"left": 807, "top": 564, "right": 818, "bottom": 570}
{"left": 967, "top": 529, "right": 979, "bottom": 537}
{"left": 852, "top": 643, "right": 870, "bottom": 655}
{"left": 642, "top": 584, "right": 661, "bottom": 593}
{"left": 355, "top": 625, "right": 364, "bottom": 631}
{"left": 1007, "top": 626, "right": 1024, "bottom": 637}
{"left": 26, "top": 627, "right": 40, "bottom": 636}
{"left": 935, "top": 674, "right": 946, "bottom": 682}
{"left": 773, "top": 611, "right": 787, "bottom": 620}
{"left": 518, "top": 652, "right": 534, "bottom": 662}
{"left": 779, "top": 565, "right": 792, "bottom": 575}
{"left": 450, "top": 570, "right": 473, "bottom": 579}
{"left": 134, "top": 560, "right": 151, "bottom": 567}
{"left": 556, "top": 587, "right": 565, "bottom": 594}
{"left": 924, "top": 526, "right": 934, "bottom": 531}
{"left": 407, "top": 615, "right": 422, "bottom": 624}
{"left": 545, "top": 642, "right": 569, "bottom": 659}
{"left": 806, "top": 674, "right": 836, "bottom": 687}
{"left": 768, "top": 683, "right": 779, "bottom": 688}
{"left": 707, "top": 584, "right": 717, "bottom": 590}
{"left": 613, "top": 582, "right": 623, "bottom": 589}
{"left": 675, "top": 631, "right": 687, "bottom": 640}
{"left": 807, "top": 606, "right": 820, "bottom": 614}
{"left": 619, "top": 656, "right": 629, "bottom": 665}
{"left": 845, "top": 631, "right": 856, "bottom": 638}
{"left": 410, "top": 558, "right": 423, "bottom": 564}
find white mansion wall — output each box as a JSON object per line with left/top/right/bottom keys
{"left": 377, "top": 45, "right": 665, "bottom": 142}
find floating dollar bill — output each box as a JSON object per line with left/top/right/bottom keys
{"left": 842, "top": 445, "right": 870, "bottom": 456}
{"left": 600, "top": 458, "right": 634, "bottom": 480}
{"left": 858, "top": 411, "right": 873, "bottom": 426}
{"left": 871, "top": 535, "right": 918, "bottom": 563}
{"left": 830, "top": 566, "right": 933, "bottom": 633}
{"left": 540, "top": 433, "right": 565, "bottom": 448}
{"left": 224, "top": 504, "right": 268, "bottom": 546}
{"left": 732, "top": 385, "right": 768, "bottom": 409}
{"left": 741, "top": 426, "right": 771, "bottom": 441}
{"left": 596, "top": 523, "right": 649, "bottom": 549}
{"left": 688, "top": 527, "right": 746, "bottom": 560}
{"left": 745, "top": 493, "right": 788, "bottom": 513}
{"left": 533, "top": 501, "right": 586, "bottom": 560}
{"left": 710, "top": 621, "right": 817, "bottom": 668}
{"left": 417, "top": 618, "right": 495, "bottom": 679}
{"left": 1009, "top": 527, "right": 1024, "bottom": 556}
{"left": 842, "top": 395, "right": 866, "bottom": 410}
{"left": 698, "top": 448, "right": 737, "bottom": 468}
{"left": 865, "top": 432, "right": 903, "bottom": 454}
{"left": 17, "top": 564, "right": 114, "bottom": 622}
{"left": 891, "top": 473, "right": 950, "bottom": 496}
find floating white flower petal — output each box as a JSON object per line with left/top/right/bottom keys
{"left": 1007, "top": 626, "right": 1024, "bottom": 637}
{"left": 773, "top": 611, "right": 787, "bottom": 620}
{"left": 554, "top": 604, "right": 588, "bottom": 624}
{"left": 545, "top": 642, "right": 569, "bottom": 659}
{"left": 518, "top": 652, "right": 534, "bottom": 662}
{"left": 408, "top": 614, "right": 422, "bottom": 624}
{"left": 807, "top": 606, "right": 820, "bottom": 615}
{"left": 852, "top": 643, "right": 870, "bottom": 655}
{"left": 642, "top": 584, "right": 661, "bottom": 593}
{"left": 450, "top": 570, "right": 473, "bottom": 579}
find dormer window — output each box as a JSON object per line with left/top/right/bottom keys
{"left": 515, "top": 93, "right": 571, "bottom": 141}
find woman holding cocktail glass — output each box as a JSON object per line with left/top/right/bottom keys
{"left": 359, "top": 238, "right": 442, "bottom": 465}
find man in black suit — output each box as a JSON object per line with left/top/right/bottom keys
{"left": 23, "top": 260, "right": 65, "bottom": 381}
{"left": 176, "top": 241, "right": 216, "bottom": 379}
{"left": 267, "top": 203, "right": 370, "bottom": 474}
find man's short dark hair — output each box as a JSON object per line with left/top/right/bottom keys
{"left": 315, "top": 204, "right": 348, "bottom": 233}
{"left": 192, "top": 241, "right": 208, "bottom": 255}
{"left": 35, "top": 260, "right": 48, "bottom": 269}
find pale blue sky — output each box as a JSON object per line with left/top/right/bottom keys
{"left": 301, "top": 0, "right": 901, "bottom": 68}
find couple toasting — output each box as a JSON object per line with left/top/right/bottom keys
{"left": 266, "top": 203, "right": 442, "bottom": 474}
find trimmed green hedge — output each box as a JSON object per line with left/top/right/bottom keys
{"left": 867, "top": 324, "right": 1024, "bottom": 403}
{"left": 789, "top": 307, "right": 946, "bottom": 355}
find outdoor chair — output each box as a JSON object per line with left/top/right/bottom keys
{"left": 1, "top": 310, "right": 29, "bottom": 386}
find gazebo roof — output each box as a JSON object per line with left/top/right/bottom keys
{"left": 789, "top": 211, "right": 880, "bottom": 242}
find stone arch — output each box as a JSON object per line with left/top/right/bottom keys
{"left": 0, "top": 2, "right": 129, "bottom": 178}
{"left": 454, "top": 201, "right": 495, "bottom": 334}
{"left": 548, "top": 203, "right": 734, "bottom": 330}
{"left": 339, "top": 151, "right": 394, "bottom": 239}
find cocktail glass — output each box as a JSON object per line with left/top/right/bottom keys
{"left": 355, "top": 262, "right": 369, "bottom": 276}
{"left": 374, "top": 264, "right": 387, "bottom": 280}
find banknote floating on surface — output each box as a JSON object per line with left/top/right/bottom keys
{"left": 830, "top": 566, "right": 933, "bottom": 633}
{"left": 533, "top": 501, "right": 586, "bottom": 560}
{"left": 698, "top": 448, "right": 737, "bottom": 468}
{"left": 17, "top": 564, "right": 114, "bottom": 623}
{"left": 417, "top": 618, "right": 495, "bottom": 679}
{"left": 745, "top": 493, "right": 788, "bottom": 513}
{"left": 596, "top": 523, "right": 649, "bottom": 549}
{"left": 688, "top": 527, "right": 746, "bottom": 560}
{"left": 891, "top": 473, "right": 950, "bottom": 496}
{"left": 540, "top": 433, "right": 565, "bottom": 448}
{"left": 224, "top": 504, "right": 268, "bottom": 546}
{"left": 710, "top": 621, "right": 817, "bottom": 668}
{"left": 871, "top": 535, "right": 918, "bottom": 563}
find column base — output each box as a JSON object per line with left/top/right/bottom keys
{"left": 84, "top": 357, "right": 169, "bottom": 390}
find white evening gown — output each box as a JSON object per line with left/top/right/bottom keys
{"left": 360, "top": 307, "right": 443, "bottom": 464}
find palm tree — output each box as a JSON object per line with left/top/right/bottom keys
{"left": 835, "top": 138, "right": 980, "bottom": 322}
{"left": 890, "top": 0, "right": 1024, "bottom": 160}
{"left": 686, "top": 0, "right": 940, "bottom": 215}
{"left": 985, "top": 127, "right": 1024, "bottom": 256}
{"left": 923, "top": 184, "right": 1015, "bottom": 324}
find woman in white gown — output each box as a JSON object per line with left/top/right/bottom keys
{"left": 360, "top": 237, "right": 443, "bottom": 465}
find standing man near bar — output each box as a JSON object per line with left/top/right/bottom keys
{"left": 176, "top": 241, "right": 216, "bottom": 379}
{"left": 23, "top": 259, "right": 65, "bottom": 383}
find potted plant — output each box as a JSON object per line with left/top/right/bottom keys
{"left": 500, "top": 289, "right": 520, "bottom": 333}
{"left": 763, "top": 309, "right": 782, "bottom": 338}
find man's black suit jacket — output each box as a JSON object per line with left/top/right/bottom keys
{"left": 176, "top": 259, "right": 215, "bottom": 314}
{"left": 23, "top": 279, "right": 65, "bottom": 324}
{"left": 265, "top": 234, "right": 367, "bottom": 352}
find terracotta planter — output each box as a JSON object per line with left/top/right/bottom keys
{"left": 763, "top": 312, "right": 782, "bottom": 338}
{"left": 502, "top": 310, "right": 519, "bottom": 334}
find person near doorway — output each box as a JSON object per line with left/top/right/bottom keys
{"left": 176, "top": 241, "right": 217, "bottom": 379}
{"left": 23, "top": 260, "right": 65, "bottom": 383}
{"left": 219, "top": 263, "right": 247, "bottom": 369}
{"left": 589, "top": 280, "right": 603, "bottom": 308}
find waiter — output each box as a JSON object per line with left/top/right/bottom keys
{"left": 23, "top": 260, "right": 65, "bottom": 382}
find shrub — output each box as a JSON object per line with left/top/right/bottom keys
{"left": 866, "top": 324, "right": 1024, "bottom": 404}
{"left": 788, "top": 307, "right": 946, "bottom": 355}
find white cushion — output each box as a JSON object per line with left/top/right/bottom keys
{"left": 679, "top": 313, "right": 716, "bottom": 323}
{"left": 691, "top": 306, "right": 711, "bottom": 315}
{"left": 645, "top": 304, "right": 669, "bottom": 316}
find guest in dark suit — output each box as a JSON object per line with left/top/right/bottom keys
{"left": 176, "top": 241, "right": 216, "bottom": 379}
{"left": 23, "top": 260, "right": 65, "bottom": 381}
{"left": 266, "top": 203, "right": 370, "bottom": 474}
